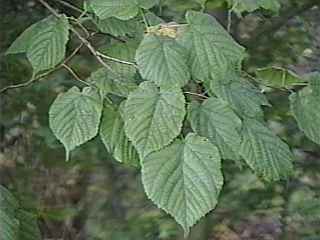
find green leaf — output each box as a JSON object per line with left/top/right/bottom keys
{"left": 228, "top": 0, "right": 281, "bottom": 16}
{"left": 142, "top": 133, "right": 223, "bottom": 235}
{"left": 88, "top": 68, "right": 138, "bottom": 98}
{"left": 211, "top": 72, "right": 270, "bottom": 118}
{"left": 189, "top": 97, "right": 242, "bottom": 160}
{"left": 100, "top": 40, "right": 138, "bottom": 79}
{"left": 123, "top": 81, "right": 186, "bottom": 157}
{"left": 177, "top": 11, "right": 245, "bottom": 82}
{"left": 290, "top": 80, "right": 320, "bottom": 145}
{"left": 7, "top": 15, "right": 69, "bottom": 75}
{"left": 49, "top": 87, "right": 103, "bottom": 160}
{"left": 0, "top": 210, "right": 19, "bottom": 240}
{"left": 17, "top": 210, "right": 41, "bottom": 240}
{"left": 136, "top": 34, "right": 190, "bottom": 88}
{"left": 90, "top": 0, "right": 157, "bottom": 20}
{"left": 95, "top": 17, "right": 139, "bottom": 37}
{"left": 256, "top": 66, "right": 304, "bottom": 89}
{"left": 100, "top": 103, "right": 139, "bottom": 166}
{"left": 240, "top": 118, "right": 293, "bottom": 181}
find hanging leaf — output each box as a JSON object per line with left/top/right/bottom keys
{"left": 89, "top": 0, "right": 157, "bottom": 20}
{"left": 240, "top": 118, "right": 293, "bottom": 181}
{"left": 136, "top": 34, "right": 190, "bottom": 89}
{"left": 100, "top": 103, "right": 139, "bottom": 166}
{"left": 177, "top": 11, "right": 245, "bottom": 82}
{"left": 6, "top": 15, "right": 69, "bottom": 75}
{"left": 211, "top": 72, "right": 270, "bottom": 119}
{"left": 142, "top": 133, "right": 223, "bottom": 235}
{"left": 256, "top": 66, "right": 305, "bottom": 89}
{"left": 49, "top": 87, "right": 103, "bottom": 160}
{"left": 189, "top": 97, "right": 242, "bottom": 160}
{"left": 290, "top": 80, "right": 320, "bottom": 144}
{"left": 123, "top": 81, "right": 186, "bottom": 158}
{"left": 88, "top": 68, "right": 138, "bottom": 98}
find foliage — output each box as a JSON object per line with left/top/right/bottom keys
{"left": 2, "top": 0, "right": 320, "bottom": 238}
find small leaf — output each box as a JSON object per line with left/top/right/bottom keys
{"left": 228, "top": 0, "right": 281, "bottom": 16}
{"left": 211, "top": 72, "right": 270, "bottom": 118}
{"left": 7, "top": 15, "right": 69, "bottom": 75}
{"left": 178, "top": 11, "right": 245, "bottom": 82}
{"left": 49, "top": 87, "right": 103, "bottom": 160}
{"left": 189, "top": 97, "right": 242, "bottom": 160}
{"left": 290, "top": 80, "right": 320, "bottom": 144}
{"left": 90, "top": 0, "right": 157, "bottom": 20}
{"left": 142, "top": 133, "right": 223, "bottom": 235}
{"left": 100, "top": 103, "right": 139, "bottom": 166}
{"left": 240, "top": 118, "right": 293, "bottom": 181}
{"left": 256, "top": 66, "right": 304, "bottom": 89}
{"left": 136, "top": 34, "right": 190, "bottom": 88}
{"left": 123, "top": 81, "right": 186, "bottom": 157}
{"left": 88, "top": 68, "right": 138, "bottom": 98}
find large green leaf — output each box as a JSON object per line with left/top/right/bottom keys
{"left": 88, "top": 68, "right": 138, "bottom": 98}
{"left": 177, "top": 11, "right": 245, "bottom": 82}
{"left": 290, "top": 80, "right": 320, "bottom": 144}
{"left": 136, "top": 34, "right": 190, "bottom": 88}
{"left": 100, "top": 103, "right": 139, "bottom": 166}
{"left": 227, "top": 0, "right": 281, "bottom": 16}
{"left": 123, "top": 82, "right": 186, "bottom": 157}
{"left": 189, "top": 97, "right": 242, "bottom": 160}
{"left": 7, "top": 15, "right": 69, "bottom": 75}
{"left": 142, "top": 133, "right": 223, "bottom": 235}
{"left": 49, "top": 87, "right": 103, "bottom": 160}
{"left": 256, "top": 66, "right": 304, "bottom": 89}
{"left": 90, "top": 0, "right": 157, "bottom": 20}
{"left": 211, "top": 72, "right": 270, "bottom": 118}
{"left": 240, "top": 118, "right": 293, "bottom": 181}
{"left": 0, "top": 186, "right": 41, "bottom": 240}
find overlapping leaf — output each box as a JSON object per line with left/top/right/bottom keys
{"left": 49, "top": 87, "right": 103, "bottom": 160}
{"left": 136, "top": 34, "right": 190, "bottom": 88}
{"left": 240, "top": 118, "right": 293, "bottom": 181}
{"left": 142, "top": 133, "right": 223, "bottom": 235}
{"left": 228, "top": 0, "right": 281, "bottom": 16}
{"left": 96, "top": 17, "right": 139, "bottom": 37}
{"left": 90, "top": 0, "right": 157, "bottom": 20}
{"left": 189, "top": 97, "right": 242, "bottom": 160}
{"left": 211, "top": 72, "right": 270, "bottom": 118}
{"left": 178, "top": 11, "right": 245, "bottom": 82}
{"left": 290, "top": 79, "right": 320, "bottom": 144}
{"left": 7, "top": 15, "right": 69, "bottom": 74}
{"left": 100, "top": 103, "right": 139, "bottom": 166}
{"left": 123, "top": 82, "right": 186, "bottom": 157}
{"left": 88, "top": 68, "right": 138, "bottom": 98}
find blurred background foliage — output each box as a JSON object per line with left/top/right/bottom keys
{"left": 0, "top": 0, "right": 320, "bottom": 239}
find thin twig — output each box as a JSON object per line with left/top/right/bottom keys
{"left": 55, "top": 0, "right": 83, "bottom": 14}
{"left": 38, "top": 0, "right": 60, "bottom": 17}
{"left": 96, "top": 51, "right": 138, "bottom": 68}
{"left": 62, "top": 64, "right": 90, "bottom": 86}
{"left": 184, "top": 92, "right": 208, "bottom": 99}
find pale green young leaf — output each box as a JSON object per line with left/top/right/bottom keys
{"left": 90, "top": 0, "right": 157, "bottom": 20}
{"left": 88, "top": 68, "right": 138, "bottom": 98}
{"left": 7, "top": 15, "right": 69, "bottom": 75}
{"left": 256, "top": 66, "right": 304, "bottom": 89}
{"left": 100, "top": 103, "right": 139, "bottom": 166}
{"left": 211, "top": 72, "right": 270, "bottom": 118}
{"left": 189, "top": 97, "right": 242, "bottom": 160}
{"left": 290, "top": 80, "right": 320, "bottom": 145}
{"left": 177, "top": 11, "right": 245, "bottom": 82}
{"left": 240, "top": 118, "right": 293, "bottom": 181}
{"left": 142, "top": 133, "right": 223, "bottom": 235}
{"left": 136, "top": 34, "right": 190, "bottom": 89}
{"left": 49, "top": 87, "right": 103, "bottom": 160}
{"left": 123, "top": 82, "right": 186, "bottom": 158}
